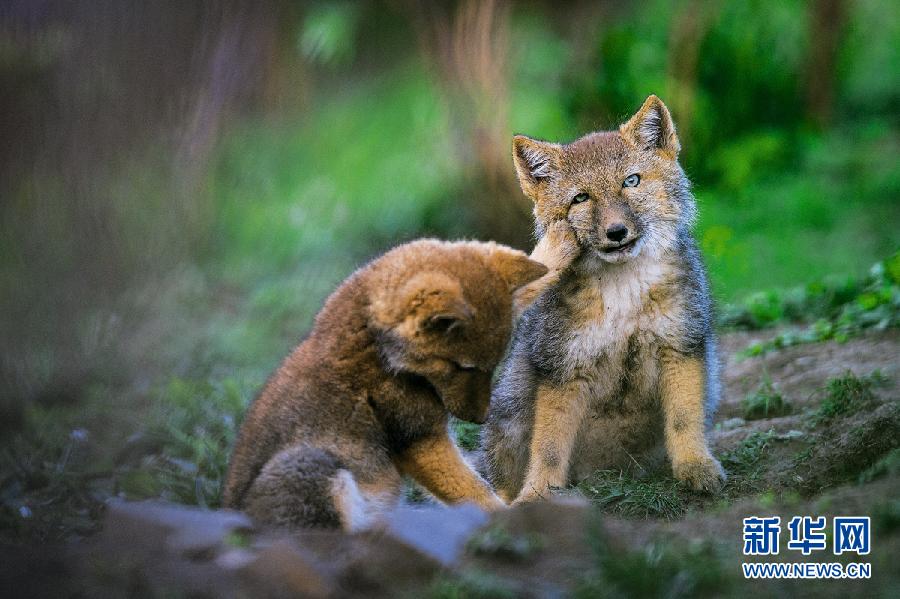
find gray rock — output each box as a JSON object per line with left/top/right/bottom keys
{"left": 103, "top": 499, "right": 253, "bottom": 559}
{"left": 377, "top": 502, "right": 489, "bottom": 566}
{"left": 81, "top": 500, "right": 257, "bottom": 597}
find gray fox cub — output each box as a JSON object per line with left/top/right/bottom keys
{"left": 482, "top": 95, "right": 725, "bottom": 503}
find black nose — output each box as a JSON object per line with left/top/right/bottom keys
{"left": 606, "top": 223, "right": 628, "bottom": 242}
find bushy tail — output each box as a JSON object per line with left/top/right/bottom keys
{"left": 241, "top": 445, "right": 363, "bottom": 530}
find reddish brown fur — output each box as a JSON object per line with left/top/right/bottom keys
{"left": 223, "top": 239, "right": 549, "bottom": 529}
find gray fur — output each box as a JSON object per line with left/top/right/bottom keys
{"left": 485, "top": 104, "right": 722, "bottom": 499}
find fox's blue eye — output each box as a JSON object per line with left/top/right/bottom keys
{"left": 572, "top": 192, "right": 590, "bottom": 204}
{"left": 623, "top": 174, "right": 641, "bottom": 188}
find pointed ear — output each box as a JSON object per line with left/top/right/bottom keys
{"left": 396, "top": 272, "right": 474, "bottom": 336}
{"left": 512, "top": 135, "right": 563, "bottom": 198}
{"left": 488, "top": 246, "right": 549, "bottom": 292}
{"left": 620, "top": 95, "right": 680, "bottom": 156}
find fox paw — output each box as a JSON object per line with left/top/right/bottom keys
{"left": 511, "top": 483, "right": 558, "bottom": 505}
{"left": 480, "top": 493, "right": 509, "bottom": 511}
{"left": 673, "top": 455, "right": 726, "bottom": 493}
{"left": 537, "top": 220, "right": 581, "bottom": 270}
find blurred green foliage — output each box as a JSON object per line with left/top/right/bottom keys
{"left": 562, "top": 0, "right": 898, "bottom": 298}
{"left": 578, "top": 524, "right": 729, "bottom": 598}
{"left": 426, "top": 570, "right": 518, "bottom": 599}
{"left": 725, "top": 253, "right": 900, "bottom": 355}
{"left": 299, "top": 2, "right": 362, "bottom": 67}
{"left": 200, "top": 0, "right": 899, "bottom": 309}
{"left": 209, "top": 68, "right": 459, "bottom": 279}
{"left": 125, "top": 377, "right": 249, "bottom": 506}
{"left": 2, "top": 0, "right": 899, "bottom": 540}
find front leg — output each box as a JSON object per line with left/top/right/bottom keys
{"left": 514, "top": 380, "right": 589, "bottom": 503}
{"left": 659, "top": 350, "right": 725, "bottom": 492}
{"left": 398, "top": 432, "right": 504, "bottom": 510}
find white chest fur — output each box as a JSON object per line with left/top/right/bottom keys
{"left": 561, "top": 256, "right": 673, "bottom": 391}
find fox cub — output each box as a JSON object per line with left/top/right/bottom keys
{"left": 482, "top": 95, "right": 725, "bottom": 503}
{"left": 223, "top": 239, "right": 554, "bottom": 530}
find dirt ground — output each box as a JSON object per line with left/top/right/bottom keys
{"left": 718, "top": 328, "right": 900, "bottom": 417}
{"left": 452, "top": 329, "right": 900, "bottom": 597}
{"left": 1, "top": 329, "right": 898, "bottom": 597}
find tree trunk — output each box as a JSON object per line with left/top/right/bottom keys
{"left": 806, "top": 0, "right": 847, "bottom": 129}
{"left": 397, "top": 0, "right": 532, "bottom": 248}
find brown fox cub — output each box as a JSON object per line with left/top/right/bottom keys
{"left": 482, "top": 95, "right": 725, "bottom": 503}
{"left": 223, "top": 239, "right": 553, "bottom": 530}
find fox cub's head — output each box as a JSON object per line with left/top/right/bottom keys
{"left": 513, "top": 95, "right": 694, "bottom": 265}
{"left": 369, "top": 240, "right": 546, "bottom": 423}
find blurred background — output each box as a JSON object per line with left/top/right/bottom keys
{"left": 1, "top": 0, "right": 897, "bottom": 540}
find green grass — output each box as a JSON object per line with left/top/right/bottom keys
{"left": 872, "top": 499, "right": 900, "bottom": 535}
{"left": 720, "top": 429, "right": 776, "bottom": 477}
{"left": 403, "top": 479, "right": 431, "bottom": 504}
{"left": 0, "top": 374, "right": 252, "bottom": 542}
{"left": 859, "top": 448, "right": 900, "bottom": 484}
{"left": 425, "top": 570, "right": 517, "bottom": 599}
{"left": 210, "top": 66, "right": 461, "bottom": 275}
{"left": 577, "top": 521, "right": 729, "bottom": 599}
{"left": 117, "top": 377, "right": 251, "bottom": 507}
{"left": 0, "top": 387, "right": 131, "bottom": 540}
{"left": 815, "top": 371, "right": 883, "bottom": 423}
{"left": 741, "top": 378, "right": 791, "bottom": 420}
{"left": 451, "top": 419, "right": 482, "bottom": 452}
{"left": 467, "top": 524, "right": 545, "bottom": 560}
{"left": 577, "top": 470, "right": 685, "bottom": 520}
